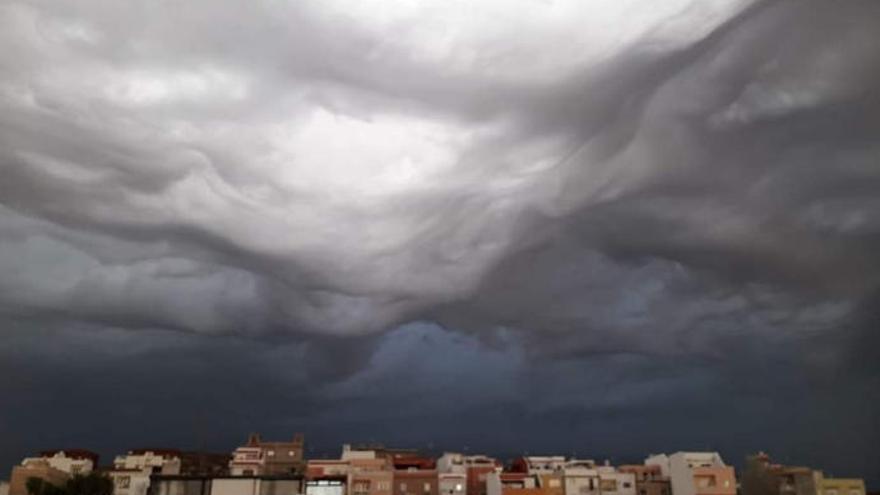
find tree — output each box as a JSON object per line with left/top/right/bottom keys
{"left": 25, "top": 473, "right": 113, "bottom": 495}
{"left": 26, "top": 477, "right": 46, "bottom": 495}
{"left": 25, "top": 478, "right": 64, "bottom": 495}
{"left": 64, "top": 473, "right": 114, "bottom": 495}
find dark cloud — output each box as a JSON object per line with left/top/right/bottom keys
{"left": 1, "top": 0, "right": 879, "bottom": 488}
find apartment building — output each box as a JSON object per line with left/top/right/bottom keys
{"left": 21, "top": 450, "right": 98, "bottom": 476}
{"left": 741, "top": 453, "right": 865, "bottom": 495}
{"left": 108, "top": 449, "right": 183, "bottom": 495}
{"left": 8, "top": 450, "right": 100, "bottom": 495}
{"left": 229, "top": 434, "right": 305, "bottom": 476}
{"left": 818, "top": 477, "right": 865, "bottom": 495}
{"left": 392, "top": 455, "right": 437, "bottom": 495}
{"left": 349, "top": 457, "right": 393, "bottom": 495}
{"left": 562, "top": 460, "right": 600, "bottom": 495}
{"left": 8, "top": 460, "right": 70, "bottom": 495}
{"left": 596, "top": 466, "right": 635, "bottom": 495}
{"left": 509, "top": 457, "right": 565, "bottom": 495}
{"left": 436, "top": 453, "right": 500, "bottom": 495}
{"left": 486, "top": 472, "right": 551, "bottom": 495}
{"left": 645, "top": 453, "right": 735, "bottom": 495}
{"left": 618, "top": 465, "right": 669, "bottom": 495}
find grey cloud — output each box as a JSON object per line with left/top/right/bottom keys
{"left": 1, "top": 0, "right": 879, "bottom": 486}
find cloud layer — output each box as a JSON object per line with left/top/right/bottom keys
{"left": 1, "top": 0, "right": 879, "bottom": 486}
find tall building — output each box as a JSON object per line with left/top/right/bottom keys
{"left": 645, "top": 453, "right": 735, "bottom": 495}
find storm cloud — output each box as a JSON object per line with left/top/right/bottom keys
{"left": 1, "top": 0, "right": 879, "bottom": 488}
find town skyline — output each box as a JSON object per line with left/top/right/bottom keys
{"left": 2, "top": 439, "right": 871, "bottom": 495}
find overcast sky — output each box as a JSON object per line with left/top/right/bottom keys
{"left": 1, "top": 0, "right": 879, "bottom": 487}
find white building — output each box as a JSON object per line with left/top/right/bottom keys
{"left": 516, "top": 457, "right": 567, "bottom": 475}
{"left": 306, "top": 479, "right": 346, "bottom": 495}
{"left": 436, "top": 453, "right": 500, "bottom": 495}
{"left": 645, "top": 453, "right": 734, "bottom": 495}
{"left": 486, "top": 472, "right": 540, "bottom": 495}
{"left": 108, "top": 450, "right": 182, "bottom": 495}
{"left": 20, "top": 451, "right": 96, "bottom": 476}
{"left": 596, "top": 466, "right": 636, "bottom": 495}
{"left": 436, "top": 454, "right": 498, "bottom": 475}
{"left": 563, "top": 460, "right": 600, "bottom": 495}
{"left": 341, "top": 445, "right": 378, "bottom": 462}
{"left": 229, "top": 446, "right": 265, "bottom": 476}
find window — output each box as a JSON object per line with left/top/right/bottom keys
{"left": 267, "top": 451, "right": 276, "bottom": 457}
{"left": 289, "top": 451, "right": 297, "bottom": 457}
{"left": 401, "top": 483, "right": 408, "bottom": 492}
{"left": 424, "top": 483, "right": 431, "bottom": 493}
{"left": 600, "top": 480, "right": 617, "bottom": 491}
{"left": 549, "top": 480, "right": 561, "bottom": 488}
{"left": 455, "top": 485, "right": 463, "bottom": 492}
{"left": 695, "top": 477, "right": 716, "bottom": 489}
{"left": 640, "top": 490, "right": 647, "bottom": 495}
{"left": 117, "top": 477, "right": 131, "bottom": 488}
{"left": 623, "top": 483, "right": 632, "bottom": 488}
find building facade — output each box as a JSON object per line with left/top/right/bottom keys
{"left": 741, "top": 453, "right": 865, "bottom": 495}
{"left": 22, "top": 451, "right": 98, "bottom": 476}
{"left": 436, "top": 453, "right": 500, "bottom": 495}
{"left": 618, "top": 465, "right": 669, "bottom": 495}
{"left": 562, "top": 460, "right": 600, "bottom": 495}
{"left": 230, "top": 434, "right": 305, "bottom": 476}
{"left": 645, "top": 453, "right": 735, "bottom": 495}
{"left": 8, "top": 450, "right": 100, "bottom": 495}
{"left": 108, "top": 449, "right": 183, "bottom": 495}
{"left": 8, "top": 461, "right": 69, "bottom": 495}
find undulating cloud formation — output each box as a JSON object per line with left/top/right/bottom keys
{"left": 1, "top": 0, "right": 879, "bottom": 486}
